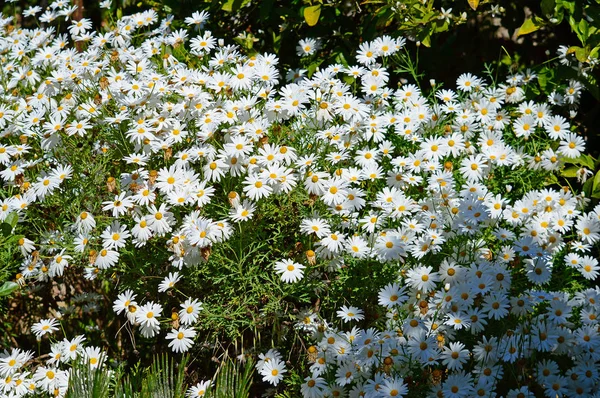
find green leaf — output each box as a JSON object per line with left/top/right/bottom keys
{"left": 545, "top": 173, "right": 559, "bottom": 186}
{"left": 306, "top": 60, "right": 323, "bottom": 77}
{"left": 334, "top": 51, "right": 348, "bottom": 67}
{"left": 222, "top": 0, "right": 246, "bottom": 12}
{"left": 517, "top": 18, "right": 541, "bottom": 36}
{"left": 575, "top": 46, "right": 590, "bottom": 62}
{"left": 579, "top": 19, "right": 589, "bottom": 43}
{"left": 583, "top": 176, "right": 594, "bottom": 197}
{"left": 0, "top": 281, "right": 18, "bottom": 297}
{"left": 593, "top": 170, "right": 600, "bottom": 198}
{"left": 6, "top": 234, "right": 23, "bottom": 245}
{"left": 5, "top": 212, "right": 17, "bottom": 228}
{"left": 580, "top": 154, "right": 595, "bottom": 169}
{"left": 418, "top": 11, "right": 437, "bottom": 24}
{"left": 541, "top": 0, "right": 556, "bottom": 15}
{"left": 558, "top": 0, "right": 575, "bottom": 14}
{"left": 561, "top": 166, "right": 580, "bottom": 178}
{"left": 303, "top": 5, "right": 321, "bottom": 27}
{"left": 563, "top": 153, "right": 595, "bottom": 169}
{"left": 421, "top": 34, "right": 432, "bottom": 47}
{"left": 581, "top": 73, "right": 600, "bottom": 101}
{"left": 0, "top": 223, "right": 11, "bottom": 237}
{"left": 272, "top": 32, "right": 281, "bottom": 54}
{"left": 434, "top": 20, "right": 449, "bottom": 33}
{"left": 467, "top": 0, "right": 479, "bottom": 10}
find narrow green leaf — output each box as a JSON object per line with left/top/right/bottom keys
{"left": 583, "top": 176, "right": 594, "bottom": 197}
{"left": 303, "top": 5, "right": 321, "bottom": 27}
{"left": 579, "top": 19, "right": 589, "bottom": 42}
{"left": 592, "top": 170, "right": 600, "bottom": 198}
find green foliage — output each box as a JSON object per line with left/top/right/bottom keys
{"left": 206, "top": 357, "right": 254, "bottom": 398}
{"left": 0, "top": 281, "right": 19, "bottom": 297}
{"left": 1, "top": 1, "right": 599, "bottom": 396}
{"left": 66, "top": 354, "right": 189, "bottom": 398}
{"left": 65, "top": 358, "right": 111, "bottom": 398}
{"left": 520, "top": 0, "right": 600, "bottom": 97}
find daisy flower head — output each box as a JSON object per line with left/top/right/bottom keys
{"left": 301, "top": 375, "right": 328, "bottom": 398}
{"left": 406, "top": 266, "right": 440, "bottom": 293}
{"left": 187, "top": 380, "right": 212, "bottom": 397}
{"left": 84, "top": 346, "right": 105, "bottom": 369}
{"left": 136, "top": 301, "right": 162, "bottom": 332}
{"left": 95, "top": 247, "right": 120, "bottom": 269}
{"left": 184, "top": 10, "right": 210, "bottom": 29}
{"left": 179, "top": 298, "right": 203, "bottom": 325}
{"left": 297, "top": 38, "right": 319, "bottom": 57}
{"left": 578, "top": 255, "right": 600, "bottom": 280}
{"left": 356, "top": 41, "right": 377, "bottom": 65}
{"left": 336, "top": 305, "right": 364, "bottom": 323}
{"left": 147, "top": 203, "right": 174, "bottom": 236}
{"left": 378, "top": 282, "right": 408, "bottom": 308}
{"left": 300, "top": 217, "right": 331, "bottom": 239}
{"left": 229, "top": 199, "right": 256, "bottom": 223}
{"left": 440, "top": 342, "right": 470, "bottom": 371}
{"left": 380, "top": 377, "right": 408, "bottom": 398}
{"left": 259, "top": 357, "right": 286, "bottom": 386}
{"left": 166, "top": 326, "right": 197, "bottom": 353}
{"left": 102, "top": 192, "right": 134, "bottom": 217}
{"left": 456, "top": 73, "right": 480, "bottom": 92}
{"left": 62, "top": 334, "right": 86, "bottom": 361}
{"left": 274, "top": 258, "right": 306, "bottom": 283}
{"left": 113, "top": 289, "right": 137, "bottom": 316}
{"left": 256, "top": 349, "right": 283, "bottom": 372}
{"left": 158, "top": 272, "right": 181, "bottom": 293}
{"left": 558, "top": 132, "right": 585, "bottom": 158}
{"left": 243, "top": 173, "right": 272, "bottom": 201}
{"left": 75, "top": 211, "right": 96, "bottom": 233}
{"left": 33, "top": 365, "right": 68, "bottom": 393}
{"left": 31, "top": 318, "right": 60, "bottom": 338}
{"left": 459, "top": 154, "right": 488, "bottom": 182}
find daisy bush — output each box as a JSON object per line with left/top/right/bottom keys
{"left": 0, "top": 1, "right": 599, "bottom": 397}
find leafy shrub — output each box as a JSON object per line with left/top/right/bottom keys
{"left": 0, "top": 1, "right": 599, "bottom": 398}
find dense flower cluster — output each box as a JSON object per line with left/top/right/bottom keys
{"left": 0, "top": 1, "right": 598, "bottom": 397}
{"left": 284, "top": 36, "right": 600, "bottom": 397}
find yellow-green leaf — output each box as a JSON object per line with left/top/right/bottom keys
{"left": 468, "top": 0, "right": 479, "bottom": 10}
{"left": 421, "top": 34, "right": 432, "bottom": 47}
{"left": 561, "top": 166, "right": 580, "bottom": 178}
{"left": 575, "top": 47, "right": 589, "bottom": 63}
{"left": 517, "top": 18, "right": 540, "bottom": 36}
{"left": 304, "top": 5, "right": 321, "bottom": 27}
